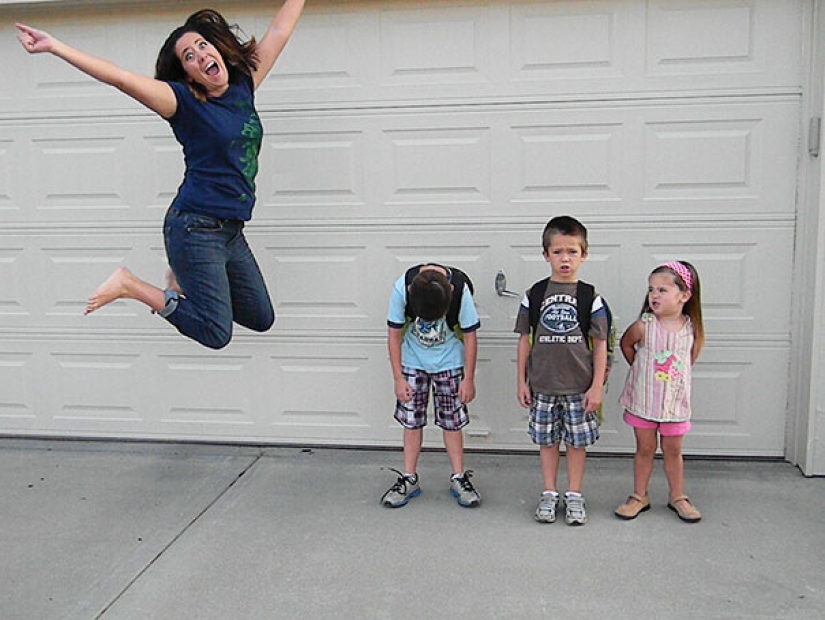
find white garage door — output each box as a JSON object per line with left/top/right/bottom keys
{"left": 0, "top": 0, "right": 806, "bottom": 456}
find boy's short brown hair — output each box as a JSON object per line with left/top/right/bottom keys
{"left": 542, "top": 215, "right": 588, "bottom": 253}
{"left": 408, "top": 270, "right": 452, "bottom": 322}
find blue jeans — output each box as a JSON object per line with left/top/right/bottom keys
{"left": 162, "top": 208, "right": 275, "bottom": 349}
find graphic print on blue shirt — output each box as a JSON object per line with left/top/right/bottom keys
{"left": 234, "top": 98, "right": 262, "bottom": 198}
{"left": 412, "top": 317, "right": 447, "bottom": 348}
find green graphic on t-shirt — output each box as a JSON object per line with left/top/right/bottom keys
{"left": 233, "top": 100, "right": 262, "bottom": 203}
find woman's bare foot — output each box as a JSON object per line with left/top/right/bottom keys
{"left": 85, "top": 267, "right": 139, "bottom": 315}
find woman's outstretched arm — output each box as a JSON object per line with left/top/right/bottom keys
{"left": 251, "top": 0, "right": 306, "bottom": 90}
{"left": 16, "top": 23, "right": 177, "bottom": 119}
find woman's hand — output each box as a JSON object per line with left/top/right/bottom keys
{"left": 16, "top": 23, "right": 56, "bottom": 55}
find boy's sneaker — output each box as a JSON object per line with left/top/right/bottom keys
{"left": 381, "top": 469, "right": 421, "bottom": 508}
{"left": 534, "top": 491, "right": 559, "bottom": 523}
{"left": 564, "top": 491, "right": 588, "bottom": 526}
{"left": 450, "top": 470, "right": 481, "bottom": 507}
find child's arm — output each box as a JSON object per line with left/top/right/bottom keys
{"left": 15, "top": 23, "right": 176, "bottom": 118}
{"left": 516, "top": 334, "right": 532, "bottom": 408}
{"left": 458, "top": 330, "right": 477, "bottom": 405}
{"left": 387, "top": 327, "right": 412, "bottom": 402}
{"left": 252, "top": 0, "right": 306, "bottom": 90}
{"left": 691, "top": 328, "right": 703, "bottom": 365}
{"left": 620, "top": 320, "right": 643, "bottom": 366}
{"left": 583, "top": 337, "right": 607, "bottom": 413}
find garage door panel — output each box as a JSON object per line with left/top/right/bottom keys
{"left": 0, "top": 137, "right": 21, "bottom": 214}
{"left": 381, "top": 126, "right": 492, "bottom": 207}
{"left": 641, "top": 103, "right": 798, "bottom": 210}
{"left": 260, "top": 129, "right": 368, "bottom": 212}
{"left": 262, "top": 244, "right": 372, "bottom": 329}
{"left": 265, "top": 351, "right": 377, "bottom": 439}
{"left": 0, "top": 351, "right": 37, "bottom": 429}
{"left": 685, "top": 346, "right": 789, "bottom": 456}
{"left": 0, "top": 246, "right": 30, "bottom": 319}
{"left": 46, "top": 351, "right": 144, "bottom": 433}
{"left": 154, "top": 353, "right": 258, "bottom": 436}
{"left": 378, "top": 4, "right": 491, "bottom": 88}
{"left": 645, "top": 0, "right": 801, "bottom": 86}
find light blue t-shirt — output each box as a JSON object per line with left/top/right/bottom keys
{"left": 387, "top": 274, "right": 480, "bottom": 373}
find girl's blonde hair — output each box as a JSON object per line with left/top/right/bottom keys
{"left": 642, "top": 260, "right": 705, "bottom": 354}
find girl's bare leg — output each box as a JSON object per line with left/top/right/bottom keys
{"left": 633, "top": 427, "right": 659, "bottom": 498}
{"left": 661, "top": 435, "right": 686, "bottom": 502}
{"left": 85, "top": 267, "right": 166, "bottom": 315}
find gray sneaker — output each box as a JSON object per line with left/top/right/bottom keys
{"left": 534, "top": 491, "right": 559, "bottom": 523}
{"left": 381, "top": 469, "right": 421, "bottom": 508}
{"left": 450, "top": 470, "right": 481, "bottom": 507}
{"left": 564, "top": 491, "right": 588, "bottom": 525}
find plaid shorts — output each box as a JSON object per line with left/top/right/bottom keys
{"left": 528, "top": 392, "right": 599, "bottom": 448}
{"left": 394, "top": 367, "right": 469, "bottom": 431}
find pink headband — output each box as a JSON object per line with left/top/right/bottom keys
{"left": 661, "top": 261, "right": 693, "bottom": 292}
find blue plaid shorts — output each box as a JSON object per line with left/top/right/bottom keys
{"left": 394, "top": 367, "right": 469, "bottom": 431}
{"left": 528, "top": 392, "right": 599, "bottom": 448}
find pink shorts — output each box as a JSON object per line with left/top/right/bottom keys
{"left": 623, "top": 411, "right": 691, "bottom": 437}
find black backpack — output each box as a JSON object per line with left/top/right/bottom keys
{"left": 404, "top": 264, "right": 474, "bottom": 331}
{"left": 528, "top": 278, "right": 615, "bottom": 362}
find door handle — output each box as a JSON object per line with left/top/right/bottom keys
{"left": 495, "top": 270, "right": 520, "bottom": 298}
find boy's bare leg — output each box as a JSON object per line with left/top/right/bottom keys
{"left": 403, "top": 427, "right": 423, "bottom": 475}
{"left": 85, "top": 267, "right": 166, "bottom": 315}
{"left": 539, "top": 444, "right": 560, "bottom": 492}
{"left": 565, "top": 446, "right": 586, "bottom": 493}
{"left": 442, "top": 429, "right": 464, "bottom": 475}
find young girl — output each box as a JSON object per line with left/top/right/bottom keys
{"left": 614, "top": 261, "right": 705, "bottom": 523}
{"left": 15, "top": 2, "right": 305, "bottom": 349}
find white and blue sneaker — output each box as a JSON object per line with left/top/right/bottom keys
{"left": 450, "top": 470, "right": 481, "bottom": 507}
{"left": 381, "top": 469, "right": 421, "bottom": 508}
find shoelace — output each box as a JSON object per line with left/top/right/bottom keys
{"left": 384, "top": 467, "right": 415, "bottom": 494}
{"left": 454, "top": 470, "right": 476, "bottom": 493}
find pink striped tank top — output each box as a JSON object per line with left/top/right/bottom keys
{"left": 620, "top": 313, "right": 694, "bottom": 422}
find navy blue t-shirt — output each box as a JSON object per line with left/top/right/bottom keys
{"left": 167, "top": 75, "right": 262, "bottom": 221}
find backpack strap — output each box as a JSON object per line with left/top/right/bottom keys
{"left": 528, "top": 277, "right": 550, "bottom": 338}
{"left": 577, "top": 280, "right": 595, "bottom": 340}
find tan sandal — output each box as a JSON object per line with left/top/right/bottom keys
{"left": 614, "top": 493, "right": 650, "bottom": 520}
{"left": 668, "top": 494, "right": 702, "bottom": 523}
